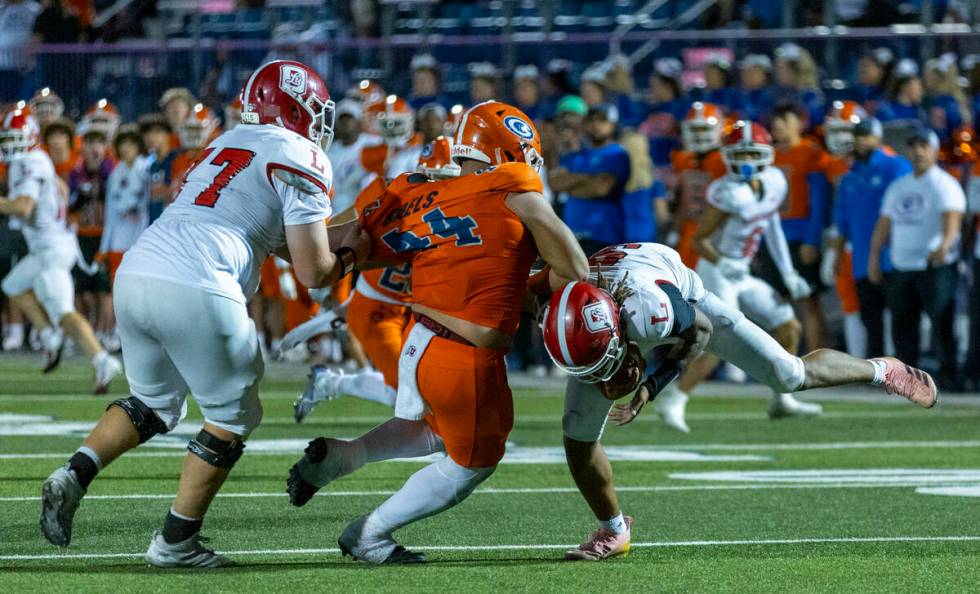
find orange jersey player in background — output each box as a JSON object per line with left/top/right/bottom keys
{"left": 287, "top": 103, "right": 589, "bottom": 565}
{"left": 669, "top": 102, "right": 727, "bottom": 267}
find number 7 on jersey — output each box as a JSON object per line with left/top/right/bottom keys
{"left": 187, "top": 147, "right": 257, "bottom": 208}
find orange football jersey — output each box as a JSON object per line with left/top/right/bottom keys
{"left": 361, "top": 162, "right": 542, "bottom": 335}
{"left": 774, "top": 138, "right": 834, "bottom": 220}
{"left": 670, "top": 148, "right": 726, "bottom": 267}
{"left": 354, "top": 176, "right": 413, "bottom": 303}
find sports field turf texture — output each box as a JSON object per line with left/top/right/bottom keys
{"left": 1, "top": 354, "right": 979, "bottom": 593}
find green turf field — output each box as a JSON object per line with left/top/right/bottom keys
{"left": 2, "top": 354, "right": 979, "bottom": 593}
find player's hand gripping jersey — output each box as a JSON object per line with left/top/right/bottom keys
{"left": 360, "top": 161, "right": 542, "bottom": 336}
{"left": 705, "top": 165, "right": 788, "bottom": 264}
{"left": 120, "top": 124, "right": 333, "bottom": 303}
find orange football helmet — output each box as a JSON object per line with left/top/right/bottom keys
{"left": 824, "top": 100, "right": 867, "bottom": 156}
{"left": 28, "top": 87, "right": 64, "bottom": 124}
{"left": 365, "top": 94, "right": 415, "bottom": 146}
{"left": 0, "top": 105, "right": 40, "bottom": 161}
{"left": 681, "top": 102, "right": 724, "bottom": 153}
{"left": 352, "top": 79, "right": 386, "bottom": 106}
{"left": 224, "top": 95, "right": 243, "bottom": 131}
{"left": 179, "top": 103, "right": 219, "bottom": 148}
{"left": 451, "top": 100, "right": 543, "bottom": 172}
{"left": 941, "top": 126, "right": 976, "bottom": 166}
{"left": 79, "top": 99, "right": 121, "bottom": 138}
{"left": 417, "top": 136, "right": 461, "bottom": 179}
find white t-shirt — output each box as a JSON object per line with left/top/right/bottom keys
{"left": 880, "top": 165, "right": 966, "bottom": 271}
{"left": 100, "top": 156, "right": 149, "bottom": 253}
{"left": 6, "top": 148, "right": 73, "bottom": 252}
{"left": 119, "top": 124, "right": 333, "bottom": 303}
{"left": 327, "top": 132, "right": 379, "bottom": 214}
{"left": 705, "top": 167, "right": 788, "bottom": 263}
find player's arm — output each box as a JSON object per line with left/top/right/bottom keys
{"left": 506, "top": 190, "right": 589, "bottom": 289}
{"left": 547, "top": 168, "right": 617, "bottom": 198}
{"left": 764, "top": 212, "right": 810, "bottom": 299}
{"left": 692, "top": 204, "right": 727, "bottom": 263}
{"left": 867, "top": 215, "right": 891, "bottom": 285}
{"left": 0, "top": 194, "right": 36, "bottom": 219}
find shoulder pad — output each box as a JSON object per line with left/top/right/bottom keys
{"left": 269, "top": 136, "right": 332, "bottom": 195}
{"left": 487, "top": 162, "right": 543, "bottom": 194}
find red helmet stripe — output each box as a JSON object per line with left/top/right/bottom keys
{"left": 555, "top": 281, "right": 578, "bottom": 366}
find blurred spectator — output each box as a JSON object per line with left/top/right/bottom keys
{"left": 512, "top": 65, "right": 541, "bottom": 121}
{"left": 539, "top": 59, "right": 576, "bottom": 120}
{"left": 828, "top": 117, "right": 911, "bottom": 357}
{"left": 963, "top": 55, "right": 980, "bottom": 126}
{"left": 869, "top": 127, "right": 965, "bottom": 388}
{"left": 738, "top": 54, "right": 775, "bottom": 125}
{"left": 618, "top": 130, "right": 663, "bottom": 242}
{"left": 40, "top": 117, "right": 76, "bottom": 180}
{"left": 468, "top": 62, "right": 499, "bottom": 106}
{"left": 408, "top": 54, "right": 447, "bottom": 111}
{"left": 32, "top": 0, "right": 82, "bottom": 42}
{"left": 966, "top": 133, "right": 980, "bottom": 388}
{"left": 638, "top": 58, "right": 686, "bottom": 169}
{"left": 554, "top": 94, "right": 588, "bottom": 131}
{"left": 579, "top": 63, "right": 607, "bottom": 108}
{"left": 0, "top": 0, "right": 40, "bottom": 101}
{"left": 875, "top": 59, "right": 926, "bottom": 125}
{"left": 763, "top": 102, "right": 834, "bottom": 350}
{"left": 159, "top": 87, "right": 195, "bottom": 144}
{"left": 923, "top": 54, "right": 971, "bottom": 139}
{"left": 854, "top": 47, "right": 895, "bottom": 114}
{"left": 549, "top": 104, "right": 631, "bottom": 255}
{"left": 773, "top": 44, "right": 824, "bottom": 128}
{"left": 417, "top": 102, "right": 448, "bottom": 143}
{"left": 603, "top": 54, "right": 643, "bottom": 127}
{"left": 700, "top": 55, "right": 741, "bottom": 114}
{"left": 326, "top": 99, "right": 376, "bottom": 215}
{"left": 138, "top": 113, "right": 176, "bottom": 223}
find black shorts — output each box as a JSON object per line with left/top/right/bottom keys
{"left": 754, "top": 239, "right": 823, "bottom": 298}
{"left": 73, "top": 235, "right": 110, "bottom": 294}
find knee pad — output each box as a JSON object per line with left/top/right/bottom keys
{"left": 435, "top": 456, "right": 495, "bottom": 503}
{"left": 771, "top": 354, "right": 806, "bottom": 393}
{"left": 107, "top": 397, "right": 169, "bottom": 443}
{"left": 188, "top": 429, "right": 245, "bottom": 469}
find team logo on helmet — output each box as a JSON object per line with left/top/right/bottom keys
{"left": 503, "top": 115, "right": 534, "bottom": 140}
{"left": 421, "top": 143, "right": 433, "bottom": 158}
{"left": 280, "top": 65, "right": 308, "bottom": 95}
{"left": 583, "top": 302, "right": 612, "bottom": 333}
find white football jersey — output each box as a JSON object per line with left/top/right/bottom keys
{"left": 588, "top": 242, "right": 706, "bottom": 351}
{"left": 5, "top": 148, "right": 72, "bottom": 252}
{"left": 100, "top": 156, "right": 150, "bottom": 253}
{"left": 705, "top": 167, "right": 787, "bottom": 263}
{"left": 387, "top": 143, "right": 423, "bottom": 179}
{"left": 327, "top": 132, "right": 380, "bottom": 214}
{"left": 118, "top": 124, "right": 333, "bottom": 303}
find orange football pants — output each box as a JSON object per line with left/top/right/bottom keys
{"left": 347, "top": 291, "right": 410, "bottom": 388}
{"left": 677, "top": 219, "right": 701, "bottom": 269}
{"left": 835, "top": 249, "right": 860, "bottom": 315}
{"left": 406, "top": 319, "right": 513, "bottom": 468}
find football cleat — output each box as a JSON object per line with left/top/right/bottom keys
{"left": 338, "top": 516, "right": 426, "bottom": 565}
{"left": 287, "top": 437, "right": 362, "bottom": 506}
{"left": 655, "top": 384, "right": 690, "bottom": 433}
{"left": 293, "top": 365, "right": 342, "bottom": 423}
{"left": 42, "top": 329, "right": 65, "bottom": 374}
{"left": 144, "top": 531, "right": 234, "bottom": 568}
{"left": 768, "top": 393, "right": 823, "bottom": 419}
{"left": 565, "top": 516, "right": 633, "bottom": 561}
{"left": 94, "top": 355, "right": 123, "bottom": 395}
{"left": 872, "top": 357, "right": 938, "bottom": 408}
{"left": 39, "top": 464, "right": 85, "bottom": 547}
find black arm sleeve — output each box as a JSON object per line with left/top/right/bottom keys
{"left": 657, "top": 281, "right": 696, "bottom": 337}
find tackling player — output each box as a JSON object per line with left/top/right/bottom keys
{"left": 657, "top": 121, "right": 821, "bottom": 432}
{"left": 546, "top": 242, "right": 937, "bottom": 560}
{"left": 286, "top": 102, "right": 590, "bottom": 564}
{"left": 38, "top": 60, "right": 365, "bottom": 568}
{"left": 0, "top": 106, "right": 122, "bottom": 391}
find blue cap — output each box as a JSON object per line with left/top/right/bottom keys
{"left": 853, "top": 116, "right": 882, "bottom": 138}
{"left": 906, "top": 125, "right": 939, "bottom": 149}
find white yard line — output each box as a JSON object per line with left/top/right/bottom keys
{"left": 3, "top": 535, "right": 979, "bottom": 561}
{"left": 4, "top": 482, "right": 980, "bottom": 503}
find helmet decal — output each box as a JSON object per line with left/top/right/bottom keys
{"left": 503, "top": 115, "right": 535, "bottom": 140}
{"left": 583, "top": 302, "right": 612, "bottom": 333}
{"left": 280, "top": 65, "right": 308, "bottom": 95}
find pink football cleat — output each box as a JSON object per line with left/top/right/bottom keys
{"left": 564, "top": 516, "right": 633, "bottom": 561}
{"left": 872, "top": 357, "right": 937, "bottom": 408}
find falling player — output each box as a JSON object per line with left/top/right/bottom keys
{"left": 38, "top": 60, "right": 365, "bottom": 568}
{"left": 0, "top": 106, "right": 122, "bottom": 392}
{"left": 286, "top": 102, "right": 590, "bottom": 564}
{"left": 543, "top": 242, "right": 937, "bottom": 560}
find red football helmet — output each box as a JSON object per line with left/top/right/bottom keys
{"left": 542, "top": 282, "right": 625, "bottom": 383}
{"left": 79, "top": 99, "right": 120, "bottom": 138}
{"left": 720, "top": 120, "right": 773, "bottom": 181}
{"left": 417, "top": 136, "right": 461, "bottom": 179}
{"left": 224, "top": 94, "right": 243, "bottom": 131}
{"left": 452, "top": 100, "right": 543, "bottom": 173}
{"left": 365, "top": 94, "right": 415, "bottom": 147}
{"left": 0, "top": 105, "right": 40, "bottom": 161}
{"left": 29, "top": 87, "right": 64, "bottom": 124}
{"left": 241, "top": 60, "right": 336, "bottom": 150}
{"left": 681, "top": 102, "right": 724, "bottom": 153}
{"left": 179, "top": 103, "right": 218, "bottom": 149}
{"left": 824, "top": 100, "right": 867, "bottom": 156}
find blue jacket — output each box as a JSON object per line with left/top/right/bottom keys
{"left": 560, "top": 142, "right": 632, "bottom": 245}
{"left": 834, "top": 148, "right": 913, "bottom": 279}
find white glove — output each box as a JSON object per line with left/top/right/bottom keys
{"left": 278, "top": 270, "right": 298, "bottom": 300}
{"left": 716, "top": 257, "right": 749, "bottom": 281}
{"left": 820, "top": 249, "right": 837, "bottom": 287}
{"left": 783, "top": 271, "right": 812, "bottom": 300}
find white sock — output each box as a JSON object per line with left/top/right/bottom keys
{"left": 40, "top": 326, "right": 56, "bottom": 341}
{"left": 336, "top": 369, "right": 395, "bottom": 407}
{"left": 7, "top": 323, "right": 24, "bottom": 337}
{"left": 76, "top": 445, "right": 103, "bottom": 470}
{"left": 599, "top": 513, "right": 628, "bottom": 535}
{"left": 366, "top": 456, "right": 495, "bottom": 537}
{"left": 92, "top": 350, "right": 108, "bottom": 367}
{"left": 869, "top": 359, "right": 887, "bottom": 386}
{"left": 843, "top": 314, "right": 867, "bottom": 358}
{"left": 352, "top": 418, "right": 444, "bottom": 464}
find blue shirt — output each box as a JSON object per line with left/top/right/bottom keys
{"left": 560, "top": 143, "right": 632, "bottom": 245}
{"left": 621, "top": 179, "right": 665, "bottom": 243}
{"left": 874, "top": 100, "right": 925, "bottom": 124}
{"left": 639, "top": 98, "right": 687, "bottom": 166}
{"left": 834, "top": 148, "right": 912, "bottom": 279}
{"left": 925, "top": 94, "right": 963, "bottom": 140}
{"left": 698, "top": 87, "right": 743, "bottom": 115}
{"left": 740, "top": 87, "right": 775, "bottom": 125}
